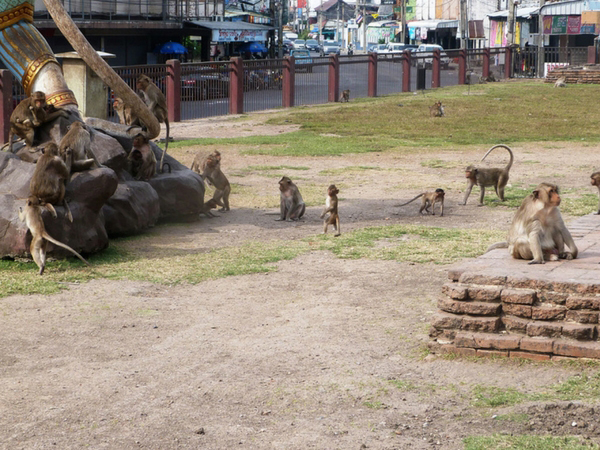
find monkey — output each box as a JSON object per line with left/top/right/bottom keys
{"left": 30, "top": 142, "right": 73, "bottom": 222}
{"left": 459, "top": 144, "right": 514, "bottom": 206}
{"left": 340, "top": 89, "right": 350, "bottom": 103}
{"left": 395, "top": 188, "right": 445, "bottom": 216}
{"left": 18, "top": 196, "right": 90, "bottom": 275}
{"left": 429, "top": 101, "right": 444, "bottom": 117}
{"left": 487, "top": 183, "right": 578, "bottom": 264}
{"left": 320, "top": 184, "right": 341, "bottom": 236}
{"left": 136, "top": 75, "right": 170, "bottom": 173}
{"left": 127, "top": 134, "right": 156, "bottom": 181}
{"left": 191, "top": 150, "right": 230, "bottom": 211}
{"left": 58, "top": 121, "right": 101, "bottom": 174}
{"left": 113, "top": 97, "right": 141, "bottom": 127}
{"left": 190, "top": 150, "right": 221, "bottom": 183}
{"left": 554, "top": 77, "right": 567, "bottom": 88}
{"left": 199, "top": 198, "right": 220, "bottom": 218}
{"left": 8, "top": 91, "right": 68, "bottom": 153}
{"left": 276, "top": 176, "right": 305, "bottom": 222}
{"left": 590, "top": 172, "right": 600, "bottom": 214}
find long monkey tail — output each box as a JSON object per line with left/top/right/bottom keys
{"left": 42, "top": 232, "right": 90, "bottom": 266}
{"left": 43, "top": 0, "right": 160, "bottom": 140}
{"left": 159, "top": 119, "right": 170, "bottom": 173}
{"left": 394, "top": 193, "right": 424, "bottom": 207}
{"left": 480, "top": 144, "right": 514, "bottom": 173}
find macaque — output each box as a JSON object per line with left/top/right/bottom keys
{"left": 554, "top": 77, "right": 567, "bottom": 88}
{"left": 127, "top": 134, "right": 156, "bottom": 181}
{"left": 190, "top": 150, "right": 221, "bottom": 182}
{"left": 30, "top": 143, "right": 72, "bottom": 222}
{"left": 276, "top": 176, "right": 305, "bottom": 222}
{"left": 460, "top": 144, "right": 514, "bottom": 206}
{"left": 191, "top": 150, "right": 229, "bottom": 211}
{"left": 488, "top": 183, "right": 577, "bottom": 264}
{"left": 199, "top": 199, "right": 220, "bottom": 218}
{"left": 113, "top": 97, "right": 141, "bottom": 127}
{"left": 395, "top": 188, "right": 445, "bottom": 216}
{"left": 340, "top": 89, "right": 350, "bottom": 103}
{"left": 59, "top": 121, "right": 101, "bottom": 174}
{"left": 8, "top": 91, "right": 68, "bottom": 153}
{"left": 320, "top": 184, "right": 340, "bottom": 236}
{"left": 18, "top": 196, "right": 90, "bottom": 275}
{"left": 591, "top": 172, "right": 600, "bottom": 214}
{"left": 136, "top": 75, "right": 170, "bottom": 173}
{"left": 429, "top": 101, "right": 444, "bottom": 117}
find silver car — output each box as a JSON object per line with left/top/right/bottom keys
{"left": 415, "top": 44, "right": 451, "bottom": 69}
{"left": 321, "top": 40, "right": 341, "bottom": 56}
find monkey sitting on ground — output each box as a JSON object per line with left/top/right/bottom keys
{"left": 459, "top": 144, "right": 514, "bottom": 206}
{"left": 590, "top": 172, "right": 600, "bottom": 214}
{"left": 30, "top": 143, "right": 73, "bottom": 222}
{"left": 113, "top": 97, "right": 141, "bottom": 127}
{"left": 136, "top": 75, "right": 170, "bottom": 173}
{"left": 127, "top": 134, "right": 156, "bottom": 181}
{"left": 554, "top": 77, "right": 567, "bottom": 88}
{"left": 429, "top": 101, "right": 445, "bottom": 117}
{"left": 340, "top": 89, "right": 350, "bottom": 103}
{"left": 395, "top": 188, "right": 445, "bottom": 216}
{"left": 321, "top": 184, "right": 341, "bottom": 236}
{"left": 276, "top": 176, "right": 305, "bottom": 222}
{"left": 199, "top": 199, "right": 220, "bottom": 218}
{"left": 18, "top": 196, "right": 90, "bottom": 275}
{"left": 8, "top": 91, "right": 69, "bottom": 153}
{"left": 486, "top": 183, "right": 577, "bottom": 264}
{"left": 59, "top": 121, "right": 101, "bottom": 174}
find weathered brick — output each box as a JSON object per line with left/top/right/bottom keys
{"left": 566, "top": 310, "right": 599, "bottom": 324}
{"left": 447, "top": 270, "right": 463, "bottom": 282}
{"left": 509, "top": 351, "right": 551, "bottom": 361}
{"left": 441, "top": 283, "right": 468, "bottom": 300}
{"left": 532, "top": 305, "right": 567, "bottom": 321}
{"left": 476, "top": 349, "right": 508, "bottom": 358}
{"left": 501, "top": 289, "right": 537, "bottom": 305}
{"left": 459, "top": 273, "right": 507, "bottom": 286}
{"left": 520, "top": 337, "right": 554, "bottom": 353}
{"left": 452, "top": 347, "right": 477, "bottom": 357}
{"left": 566, "top": 297, "right": 600, "bottom": 311}
{"left": 468, "top": 286, "right": 502, "bottom": 302}
{"left": 551, "top": 355, "right": 577, "bottom": 362}
{"left": 431, "top": 313, "right": 463, "bottom": 330}
{"left": 473, "top": 333, "right": 521, "bottom": 350}
{"left": 562, "top": 323, "right": 595, "bottom": 341}
{"left": 438, "top": 298, "right": 501, "bottom": 316}
{"left": 461, "top": 316, "right": 501, "bottom": 333}
{"left": 502, "top": 316, "right": 530, "bottom": 334}
{"left": 454, "top": 332, "right": 476, "bottom": 348}
{"left": 503, "top": 303, "right": 533, "bottom": 318}
{"left": 538, "top": 291, "right": 568, "bottom": 305}
{"left": 553, "top": 341, "right": 600, "bottom": 359}
{"left": 429, "top": 329, "right": 456, "bottom": 343}
{"left": 527, "top": 321, "right": 562, "bottom": 338}
{"left": 551, "top": 281, "right": 580, "bottom": 295}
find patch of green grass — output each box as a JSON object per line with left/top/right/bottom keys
{"left": 232, "top": 165, "right": 311, "bottom": 177}
{"left": 420, "top": 159, "right": 462, "bottom": 169}
{"left": 560, "top": 193, "right": 598, "bottom": 216}
{"left": 493, "top": 413, "right": 529, "bottom": 423}
{"left": 319, "top": 166, "right": 382, "bottom": 175}
{"left": 481, "top": 185, "right": 533, "bottom": 209}
{"left": 389, "top": 379, "right": 417, "bottom": 391}
{"left": 473, "top": 385, "right": 528, "bottom": 408}
{"left": 551, "top": 372, "right": 600, "bottom": 399}
{"left": 363, "top": 400, "right": 386, "bottom": 409}
{"left": 464, "top": 435, "right": 597, "bottom": 450}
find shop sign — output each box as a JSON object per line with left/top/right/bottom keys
{"left": 212, "top": 29, "right": 268, "bottom": 42}
{"left": 567, "top": 15, "right": 581, "bottom": 34}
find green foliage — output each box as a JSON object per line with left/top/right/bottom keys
{"left": 464, "top": 435, "right": 598, "bottom": 450}
{"left": 420, "top": 159, "right": 462, "bottom": 169}
{"left": 389, "top": 379, "right": 417, "bottom": 391}
{"left": 319, "top": 166, "right": 382, "bottom": 175}
{"left": 473, "top": 385, "right": 528, "bottom": 407}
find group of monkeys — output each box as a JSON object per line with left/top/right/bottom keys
{"left": 9, "top": 75, "right": 171, "bottom": 275}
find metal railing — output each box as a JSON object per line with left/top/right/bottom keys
{"left": 294, "top": 56, "right": 329, "bottom": 106}
{"left": 180, "top": 61, "right": 230, "bottom": 119}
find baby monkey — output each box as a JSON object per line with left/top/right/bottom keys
{"left": 320, "top": 184, "right": 341, "bottom": 236}
{"left": 395, "top": 188, "right": 445, "bottom": 216}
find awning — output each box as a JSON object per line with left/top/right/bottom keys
{"left": 539, "top": 0, "right": 584, "bottom": 16}
{"left": 488, "top": 6, "right": 539, "bottom": 19}
{"left": 188, "top": 20, "right": 273, "bottom": 42}
{"left": 408, "top": 20, "right": 441, "bottom": 30}
{"left": 438, "top": 19, "right": 459, "bottom": 28}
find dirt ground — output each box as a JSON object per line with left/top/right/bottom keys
{"left": 2, "top": 111, "right": 600, "bottom": 450}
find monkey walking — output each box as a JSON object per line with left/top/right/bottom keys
{"left": 136, "top": 75, "right": 170, "bottom": 173}
{"left": 340, "top": 89, "right": 350, "bottom": 103}
{"left": 276, "top": 177, "right": 305, "bottom": 222}
{"left": 460, "top": 144, "right": 514, "bottom": 206}
{"left": 321, "top": 184, "right": 341, "bottom": 236}
{"left": 591, "top": 172, "right": 600, "bottom": 214}
{"left": 395, "top": 189, "right": 445, "bottom": 216}
{"left": 19, "top": 196, "right": 90, "bottom": 275}
{"left": 486, "top": 183, "right": 577, "bottom": 264}
{"left": 429, "top": 101, "right": 444, "bottom": 117}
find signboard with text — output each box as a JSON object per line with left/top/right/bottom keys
{"left": 545, "top": 15, "right": 582, "bottom": 34}
{"left": 212, "top": 29, "right": 268, "bottom": 42}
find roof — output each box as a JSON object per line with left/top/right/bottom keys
{"left": 188, "top": 20, "right": 273, "bottom": 31}
{"left": 487, "top": 6, "right": 539, "bottom": 19}
{"left": 540, "top": 0, "right": 584, "bottom": 16}
{"left": 315, "top": 0, "right": 353, "bottom": 12}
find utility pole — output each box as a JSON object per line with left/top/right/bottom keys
{"left": 362, "top": 0, "right": 366, "bottom": 50}
{"left": 460, "top": 0, "right": 468, "bottom": 49}
{"left": 318, "top": 0, "right": 323, "bottom": 45}
{"left": 336, "top": 0, "right": 340, "bottom": 43}
{"left": 507, "top": 0, "right": 516, "bottom": 46}
{"left": 537, "top": 0, "right": 545, "bottom": 76}
{"left": 401, "top": 0, "right": 406, "bottom": 43}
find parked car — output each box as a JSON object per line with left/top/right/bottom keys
{"left": 415, "top": 44, "right": 451, "bottom": 69}
{"left": 372, "top": 44, "right": 389, "bottom": 53}
{"left": 181, "top": 71, "right": 229, "bottom": 101}
{"left": 321, "top": 40, "right": 341, "bottom": 56}
{"left": 290, "top": 49, "right": 313, "bottom": 72}
{"left": 293, "top": 39, "right": 306, "bottom": 50}
{"left": 305, "top": 39, "right": 320, "bottom": 52}
{"left": 282, "top": 39, "right": 294, "bottom": 53}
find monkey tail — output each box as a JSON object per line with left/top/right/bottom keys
{"left": 42, "top": 232, "right": 90, "bottom": 266}
{"left": 485, "top": 241, "right": 508, "bottom": 253}
{"left": 480, "top": 144, "right": 514, "bottom": 172}
{"left": 394, "top": 194, "right": 424, "bottom": 207}
{"left": 159, "top": 120, "right": 170, "bottom": 173}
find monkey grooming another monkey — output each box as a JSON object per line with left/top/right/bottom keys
{"left": 395, "top": 188, "right": 445, "bottom": 216}
{"left": 460, "top": 144, "right": 514, "bottom": 206}
{"left": 8, "top": 91, "right": 69, "bottom": 153}
{"left": 276, "top": 176, "right": 305, "bottom": 222}
{"left": 136, "top": 75, "right": 170, "bottom": 173}
{"left": 19, "top": 196, "right": 90, "bottom": 275}
{"left": 429, "top": 101, "right": 445, "bottom": 117}
{"left": 59, "top": 121, "right": 101, "bottom": 174}
{"left": 113, "top": 97, "right": 141, "bottom": 127}
{"left": 128, "top": 134, "right": 156, "bottom": 181}
{"left": 487, "top": 183, "right": 577, "bottom": 264}
{"left": 321, "top": 184, "right": 341, "bottom": 236}
{"left": 340, "top": 89, "right": 350, "bottom": 103}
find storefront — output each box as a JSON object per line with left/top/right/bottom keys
{"left": 407, "top": 19, "right": 459, "bottom": 48}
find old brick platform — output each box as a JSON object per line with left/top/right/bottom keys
{"left": 429, "top": 214, "right": 600, "bottom": 361}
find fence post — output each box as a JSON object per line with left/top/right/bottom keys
{"left": 0, "top": 70, "right": 12, "bottom": 143}
{"left": 229, "top": 57, "right": 244, "bottom": 115}
{"left": 328, "top": 54, "right": 339, "bottom": 102}
{"left": 483, "top": 48, "right": 490, "bottom": 78}
{"left": 368, "top": 52, "right": 377, "bottom": 97}
{"left": 432, "top": 48, "right": 440, "bottom": 88}
{"left": 402, "top": 50, "right": 411, "bottom": 92}
{"left": 458, "top": 49, "right": 466, "bottom": 85}
{"left": 282, "top": 56, "right": 295, "bottom": 108}
{"left": 504, "top": 47, "right": 512, "bottom": 79}
{"left": 166, "top": 59, "right": 181, "bottom": 123}
{"left": 588, "top": 46, "right": 597, "bottom": 64}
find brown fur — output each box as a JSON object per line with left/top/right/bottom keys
{"left": 128, "top": 134, "right": 156, "bottom": 181}
{"left": 277, "top": 176, "right": 305, "bottom": 221}
{"left": 58, "top": 121, "right": 100, "bottom": 174}
{"left": 395, "top": 188, "right": 445, "bottom": 216}
{"left": 429, "top": 101, "right": 444, "bottom": 117}
{"left": 340, "top": 89, "right": 350, "bottom": 103}
{"left": 320, "top": 184, "right": 341, "bottom": 235}
{"left": 113, "top": 97, "right": 141, "bottom": 127}
{"left": 591, "top": 172, "right": 600, "bottom": 214}
{"left": 191, "top": 151, "right": 229, "bottom": 211}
